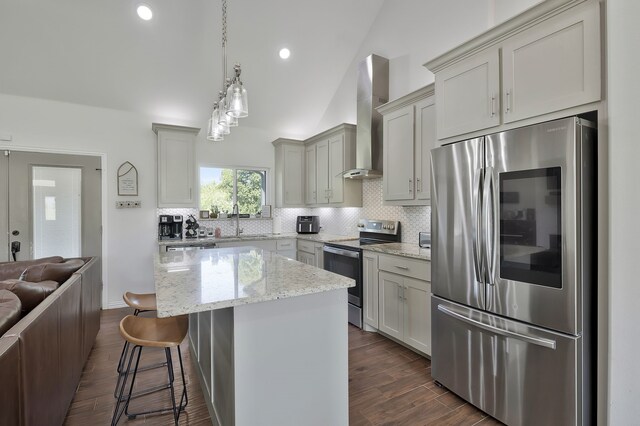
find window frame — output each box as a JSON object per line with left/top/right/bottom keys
{"left": 198, "top": 164, "right": 271, "bottom": 215}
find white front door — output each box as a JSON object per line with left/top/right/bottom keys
{"left": 0, "top": 150, "right": 102, "bottom": 262}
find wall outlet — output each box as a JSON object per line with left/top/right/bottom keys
{"left": 116, "top": 200, "right": 141, "bottom": 209}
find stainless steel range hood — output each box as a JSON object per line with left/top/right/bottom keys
{"left": 343, "top": 54, "right": 389, "bottom": 179}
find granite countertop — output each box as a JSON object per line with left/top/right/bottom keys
{"left": 363, "top": 243, "right": 431, "bottom": 261}
{"left": 154, "top": 246, "right": 355, "bottom": 317}
{"left": 157, "top": 232, "right": 358, "bottom": 246}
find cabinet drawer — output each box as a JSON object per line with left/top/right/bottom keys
{"left": 297, "top": 239, "right": 315, "bottom": 254}
{"left": 276, "top": 239, "right": 296, "bottom": 251}
{"left": 379, "top": 254, "right": 431, "bottom": 281}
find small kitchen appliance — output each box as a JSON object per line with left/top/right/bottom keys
{"left": 323, "top": 219, "right": 400, "bottom": 328}
{"left": 418, "top": 232, "right": 431, "bottom": 248}
{"left": 184, "top": 215, "right": 199, "bottom": 239}
{"left": 296, "top": 216, "right": 320, "bottom": 234}
{"left": 158, "top": 215, "right": 183, "bottom": 240}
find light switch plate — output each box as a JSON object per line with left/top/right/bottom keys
{"left": 116, "top": 200, "right": 141, "bottom": 209}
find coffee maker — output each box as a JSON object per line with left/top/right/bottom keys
{"left": 158, "top": 215, "right": 183, "bottom": 240}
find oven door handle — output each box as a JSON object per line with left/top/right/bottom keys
{"left": 323, "top": 246, "right": 360, "bottom": 259}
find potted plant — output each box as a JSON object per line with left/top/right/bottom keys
{"left": 210, "top": 205, "right": 219, "bottom": 219}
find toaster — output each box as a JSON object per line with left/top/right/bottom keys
{"left": 296, "top": 216, "right": 320, "bottom": 234}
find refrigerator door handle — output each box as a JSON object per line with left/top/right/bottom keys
{"left": 483, "top": 166, "right": 496, "bottom": 285}
{"left": 472, "top": 168, "right": 483, "bottom": 283}
{"left": 437, "top": 304, "right": 557, "bottom": 350}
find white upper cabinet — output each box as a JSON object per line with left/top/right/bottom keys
{"left": 304, "top": 145, "right": 317, "bottom": 205}
{"left": 501, "top": 0, "right": 601, "bottom": 124}
{"left": 435, "top": 48, "right": 500, "bottom": 140}
{"left": 153, "top": 123, "right": 199, "bottom": 208}
{"left": 328, "top": 134, "right": 345, "bottom": 204}
{"left": 378, "top": 85, "right": 435, "bottom": 206}
{"left": 383, "top": 104, "right": 415, "bottom": 201}
{"left": 272, "top": 138, "right": 305, "bottom": 207}
{"left": 415, "top": 96, "right": 436, "bottom": 201}
{"left": 315, "top": 140, "right": 329, "bottom": 204}
{"left": 304, "top": 123, "right": 362, "bottom": 207}
{"left": 425, "top": 0, "right": 601, "bottom": 143}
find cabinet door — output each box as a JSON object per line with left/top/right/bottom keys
{"left": 297, "top": 251, "right": 315, "bottom": 266}
{"left": 383, "top": 105, "right": 415, "bottom": 201}
{"left": 403, "top": 278, "right": 431, "bottom": 355}
{"left": 283, "top": 145, "right": 304, "bottom": 205}
{"left": 435, "top": 48, "right": 500, "bottom": 140}
{"left": 378, "top": 272, "right": 403, "bottom": 340}
{"left": 328, "top": 134, "right": 344, "bottom": 203}
{"left": 362, "top": 252, "right": 379, "bottom": 329}
{"left": 157, "top": 130, "right": 195, "bottom": 207}
{"left": 305, "top": 145, "right": 317, "bottom": 205}
{"left": 315, "top": 140, "right": 329, "bottom": 204}
{"left": 314, "top": 243, "right": 324, "bottom": 269}
{"left": 415, "top": 97, "right": 436, "bottom": 202}
{"left": 502, "top": 0, "right": 600, "bottom": 124}
{"left": 277, "top": 250, "right": 297, "bottom": 261}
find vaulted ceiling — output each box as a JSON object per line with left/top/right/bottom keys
{"left": 0, "top": 0, "right": 540, "bottom": 140}
{"left": 0, "top": 0, "right": 384, "bottom": 137}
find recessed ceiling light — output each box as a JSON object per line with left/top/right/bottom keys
{"left": 136, "top": 4, "right": 153, "bottom": 21}
{"left": 279, "top": 48, "right": 291, "bottom": 60}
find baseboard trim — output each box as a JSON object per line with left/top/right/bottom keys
{"left": 107, "top": 301, "right": 127, "bottom": 309}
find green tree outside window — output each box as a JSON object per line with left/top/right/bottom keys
{"left": 200, "top": 167, "right": 266, "bottom": 215}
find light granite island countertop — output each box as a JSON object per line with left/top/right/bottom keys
{"left": 154, "top": 246, "right": 352, "bottom": 426}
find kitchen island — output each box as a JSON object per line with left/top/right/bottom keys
{"left": 154, "top": 246, "right": 354, "bottom": 426}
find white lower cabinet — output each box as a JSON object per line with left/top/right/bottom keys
{"left": 366, "top": 251, "right": 431, "bottom": 356}
{"left": 297, "top": 251, "right": 315, "bottom": 266}
{"left": 296, "top": 240, "right": 325, "bottom": 268}
{"left": 362, "top": 252, "right": 379, "bottom": 329}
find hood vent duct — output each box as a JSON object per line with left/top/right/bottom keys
{"left": 343, "top": 54, "right": 389, "bottom": 179}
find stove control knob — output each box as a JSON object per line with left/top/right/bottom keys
{"left": 390, "top": 224, "right": 395, "bottom": 230}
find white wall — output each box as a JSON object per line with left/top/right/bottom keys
{"left": 607, "top": 0, "right": 640, "bottom": 422}
{"left": 314, "top": 0, "right": 540, "bottom": 133}
{"left": 0, "top": 93, "right": 278, "bottom": 308}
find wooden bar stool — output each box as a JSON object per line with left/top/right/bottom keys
{"left": 114, "top": 292, "right": 165, "bottom": 399}
{"left": 123, "top": 292, "right": 157, "bottom": 315}
{"left": 111, "top": 315, "right": 189, "bottom": 425}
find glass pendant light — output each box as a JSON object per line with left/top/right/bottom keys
{"left": 209, "top": 106, "right": 224, "bottom": 141}
{"left": 223, "top": 79, "right": 239, "bottom": 127}
{"left": 207, "top": 0, "right": 246, "bottom": 142}
{"left": 226, "top": 64, "right": 248, "bottom": 118}
{"left": 217, "top": 91, "right": 231, "bottom": 134}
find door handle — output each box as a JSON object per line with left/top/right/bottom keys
{"left": 483, "top": 167, "right": 495, "bottom": 285}
{"left": 490, "top": 95, "right": 495, "bottom": 117}
{"left": 416, "top": 177, "right": 421, "bottom": 193}
{"left": 394, "top": 265, "right": 409, "bottom": 270}
{"left": 438, "top": 304, "right": 556, "bottom": 349}
{"left": 472, "top": 168, "right": 483, "bottom": 283}
{"left": 11, "top": 241, "right": 21, "bottom": 262}
{"left": 505, "top": 90, "right": 511, "bottom": 113}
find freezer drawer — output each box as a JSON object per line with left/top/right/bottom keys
{"left": 431, "top": 296, "right": 591, "bottom": 426}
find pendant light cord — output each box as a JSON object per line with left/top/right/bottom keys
{"left": 222, "top": 0, "right": 228, "bottom": 87}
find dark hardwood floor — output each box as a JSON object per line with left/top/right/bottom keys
{"left": 65, "top": 308, "right": 500, "bottom": 425}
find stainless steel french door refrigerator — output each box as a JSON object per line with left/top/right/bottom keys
{"left": 430, "top": 117, "right": 596, "bottom": 426}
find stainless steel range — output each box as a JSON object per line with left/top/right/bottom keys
{"left": 323, "top": 219, "right": 400, "bottom": 328}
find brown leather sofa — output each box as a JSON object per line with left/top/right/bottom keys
{"left": 0, "top": 256, "right": 102, "bottom": 426}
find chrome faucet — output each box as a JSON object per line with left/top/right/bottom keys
{"left": 232, "top": 203, "right": 243, "bottom": 237}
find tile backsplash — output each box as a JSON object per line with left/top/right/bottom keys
{"left": 158, "top": 179, "right": 430, "bottom": 243}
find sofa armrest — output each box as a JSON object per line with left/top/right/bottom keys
{"left": 20, "top": 258, "right": 85, "bottom": 284}
{"left": 0, "top": 256, "right": 64, "bottom": 281}
{"left": 0, "top": 279, "right": 58, "bottom": 315}
{"left": 0, "top": 336, "right": 21, "bottom": 426}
